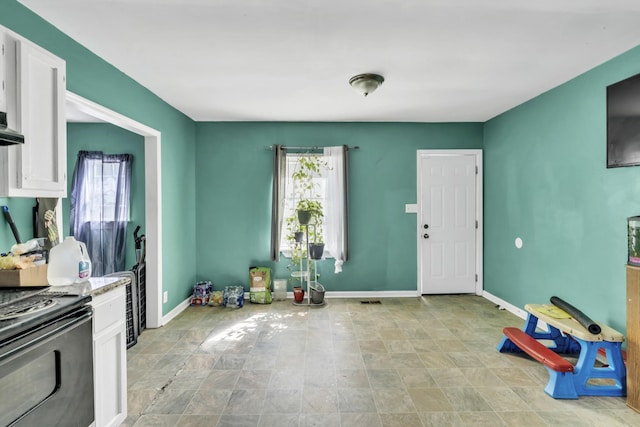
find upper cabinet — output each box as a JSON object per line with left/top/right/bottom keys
{"left": 0, "top": 32, "right": 6, "bottom": 113}
{"left": 0, "top": 26, "right": 67, "bottom": 198}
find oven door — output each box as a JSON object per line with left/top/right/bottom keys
{"left": 0, "top": 307, "right": 94, "bottom": 427}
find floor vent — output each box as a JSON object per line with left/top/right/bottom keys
{"left": 361, "top": 300, "right": 382, "bottom": 304}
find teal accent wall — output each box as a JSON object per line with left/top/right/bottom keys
{"left": 65, "top": 123, "right": 146, "bottom": 270}
{"left": 4, "top": 0, "right": 640, "bottom": 328}
{"left": 1, "top": 1, "right": 197, "bottom": 314}
{"left": 195, "top": 122, "right": 483, "bottom": 292}
{"left": 484, "top": 45, "right": 640, "bottom": 335}
{"left": 0, "top": 197, "right": 35, "bottom": 248}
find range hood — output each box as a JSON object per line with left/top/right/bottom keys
{"left": 0, "top": 111, "right": 24, "bottom": 146}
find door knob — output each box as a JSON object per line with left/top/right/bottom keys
{"left": 423, "top": 233, "right": 429, "bottom": 239}
{"left": 423, "top": 224, "right": 429, "bottom": 229}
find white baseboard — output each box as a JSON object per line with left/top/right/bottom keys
{"left": 160, "top": 297, "right": 192, "bottom": 326}
{"left": 482, "top": 290, "right": 527, "bottom": 320}
{"left": 258, "top": 290, "right": 421, "bottom": 299}
{"left": 324, "top": 290, "right": 420, "bottom": 298}
{"left": 155, "top": 290, "right": 506, "bottom": 328}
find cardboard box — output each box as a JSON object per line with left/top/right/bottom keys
{"left": 0, "top": 264, "right": 48, "bottom": 287}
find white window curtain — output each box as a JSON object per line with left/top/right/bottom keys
{"left": 324, "top": 145, "right": 349, "bottom": 273}
{"left": 70, "top": 151, "right": 133, "bottom": 276}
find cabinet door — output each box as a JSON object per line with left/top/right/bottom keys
{"left": 0, "top": 31, "right": 66, "bottom": 198}
{"left": 93, "top": 321, "right": 127, "bottom": 427}
{"left": 628, "top": 266, "right": 640, "bottom": 412}
{"left": 0, "top": 31, "right": 6, "bottom": 113}
{"left": 15, "top": 38, "right": 67, "bottom": 195}
{"left": 92, "top": 286, "right": 127, "bottom": 427}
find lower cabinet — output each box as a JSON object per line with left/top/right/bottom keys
{"left": 91, "top": 286, "right": 127, "bottom": 427}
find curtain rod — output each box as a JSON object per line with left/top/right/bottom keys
{"left": 266, "top": 145, "right": 359, "bottom": 151}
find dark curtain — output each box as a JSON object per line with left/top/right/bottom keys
{"left": 270, "top": 144, "right": 286, "bottom": 261}
{"left": 70, "top": 151, "right": 133, "bottom": 276}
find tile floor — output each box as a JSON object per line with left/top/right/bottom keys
{"left": 123, "top": 295, "right": 640, "bottom": 426}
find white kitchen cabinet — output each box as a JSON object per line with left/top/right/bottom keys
{"left": 0, "top": 25, "right": 67, "bottom": 198}
{"left": 91, "top": 286, "right": 127, "bottom": 427}
{"left": 0, "top": 30, "right": 6, "bottom": 113}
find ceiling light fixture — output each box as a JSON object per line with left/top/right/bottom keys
{"left": 349, "top": 73, "right": 384, "bottom": 96}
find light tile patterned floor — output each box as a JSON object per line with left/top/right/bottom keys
{"left": 123, "top": 295, "right": 640, "bottom": 426}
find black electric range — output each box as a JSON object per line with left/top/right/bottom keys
{"left": 0, "top": 287, "right": 92, "bottom": 344}
{"left": 0, "top": 287, "right": 95, "bottom": 427}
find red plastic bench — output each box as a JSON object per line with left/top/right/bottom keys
{"left": 503, "top": 327, "right": 574, "bottom": 373}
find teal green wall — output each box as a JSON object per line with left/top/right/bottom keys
{"left": 4, "top": 0, "right": 640, "bottom": 329}
{"left": 1, "top": 1, "right": 197, "bottom": 314}
{"left": 484, "top": 45, "right": 640, "bottom": 335}
{"left": 0, "top": 197, "right": 35, "bottom": 247}
{"left": 195, "top": 122, "right": 483, "bottom": 292}
{"left": 65, "top": 123, "right": 146, "bottom": 270}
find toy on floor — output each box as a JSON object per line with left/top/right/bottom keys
{"left": 497, "top": 297, "right": 626, "bottom": 399}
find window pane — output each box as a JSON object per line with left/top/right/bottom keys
{"left": 85, "top": 160, "right": 126, "bottom": 222}
{"left": 280, "top": 153, "right": 327, "bottom": 252}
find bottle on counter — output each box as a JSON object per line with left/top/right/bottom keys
{"left": 47, "top": 236, "right": 92, "bottom": 286}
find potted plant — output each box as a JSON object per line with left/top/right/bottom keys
{"left": 309, "top": 241, "right": 325, "bottom": 260}
{"left": 297, "top": 199, "right": 325, "bottom": 259}
{"left": 296, "top": 199, "right": 324, "bottom": 243}
{"left": 293, "top": 286, "right": 305, "bottom": 303}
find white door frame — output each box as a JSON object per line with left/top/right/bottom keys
{"left": 416, "top": 149, "right": 483, "bottom": 296}
{"left": 66, "top": 91, "right": 163, "bottom": 328}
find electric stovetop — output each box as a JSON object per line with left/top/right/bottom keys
{"left": 0, "top": 287, "right": 91, "bottom": 343}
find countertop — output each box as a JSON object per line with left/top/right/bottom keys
{"left": 48, "top": 276, "right": 131, "bottom": 297}
{"left": 0, "top": 276, "right": 130, "bottom": 344}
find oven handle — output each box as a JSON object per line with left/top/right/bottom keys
{"left": 0, "top": 309, "right": 92, "bottom": 362}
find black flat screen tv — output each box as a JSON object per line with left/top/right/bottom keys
{"left": 607, "top": 72, "right": 640, "bottom": 168}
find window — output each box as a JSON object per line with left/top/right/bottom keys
{"left": 85, "top": 160, "right": 129, "bottom": 222}
{"left": 271, "top": 145, "right": 350, "bottom": 272}
{"left": 280, "top": 153, "right": 328, "bottom": 253}
{"left": 70, "top": 151, "right": 133, "bottom": 276}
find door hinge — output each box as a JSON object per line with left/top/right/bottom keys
{"left": 475, "top": 274, "right": 478, "bottom": 282}
{"left": 475, "top": 220, "right": 478, "bottom": 229}
{"left": 475, "top": 165, "right": 478, "bottom": 174}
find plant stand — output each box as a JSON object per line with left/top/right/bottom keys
{"left": 291, "top": 225, "right": 326, "bottom": 307}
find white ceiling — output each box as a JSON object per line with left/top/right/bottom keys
{"left": 18, "top": 0, "right": 640, "bottom": 123}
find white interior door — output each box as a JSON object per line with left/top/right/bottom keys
{"left": 417, "top": 150, "right": 482, "bottom": 295}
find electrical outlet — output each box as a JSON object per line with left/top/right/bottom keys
{"left": 163, "top": 291, "right": 168, "bottom": 304}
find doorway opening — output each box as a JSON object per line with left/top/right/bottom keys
{"left": 66, "top": 91, "right": 163, "bottom": 328}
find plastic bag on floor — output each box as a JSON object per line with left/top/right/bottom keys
{"left": 208, "top": 291, "right": 224, "bottom": 307}
{"left": 249, "top": 266, "right": 272, "bottom": 304}
{"left": 190, "top": 280, "right": 213, "bottom": 306}
{"left": 223, "top": 285, "right": 244, "bottom": 308}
